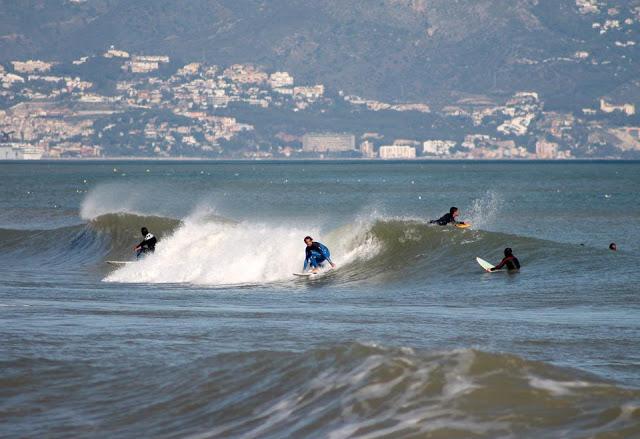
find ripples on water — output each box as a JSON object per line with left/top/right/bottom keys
{"left": 1, "top": 161, "right": 639, "bottom": 438}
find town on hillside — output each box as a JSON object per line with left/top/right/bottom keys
{"left": 1, "top": 39, "right": 639, "bottom": 160}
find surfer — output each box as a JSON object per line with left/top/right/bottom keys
{"left": 609, "top": 242, "right": 617, "bottom": 251}
{"left": 430, "top": 207, "right": 467, "bottom": 226}
{"left": 134, "top": 227, "right": 157, "bottom": 258}
{"left": 303, "top": 236, "right": 336, "bottom": 273}
{"left": 490, "top": 248, "right": 520, "bottom": 272}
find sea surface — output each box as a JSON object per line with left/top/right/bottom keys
{"left": 1, "top": 161, "right": 639, "bottom": 438}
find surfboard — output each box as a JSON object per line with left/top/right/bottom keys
{"left": 455, "top": 223, "right": 471, "bottom": 229}
{"left": 476, "top": 257, "right": 494, "bottom": 272}
{"left": 293, "top": 272, "right": 318, "bottom": 277}
{"left": 106, "top": 260, "right": 135, "bottom": 266}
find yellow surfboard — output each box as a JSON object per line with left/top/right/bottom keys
{"left": 455, "top": 223, "right": 471, "bottom": 229}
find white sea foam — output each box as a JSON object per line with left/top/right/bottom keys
{"left": 468, "top": 190, "right": 503, "bottom": 230}
{"left": 105, "top": 210, "right": 380, "bottom": 285}
{"left": 528, "top": 375, "right": 595, "bottom": 396}
{"left": 80, "top": 183, "right": 163, "bottom": 220}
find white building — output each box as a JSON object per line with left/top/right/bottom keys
{"left": 11, "top": 60, "right": 53, "bottom": 74}
{"left": 535, "top": 140, "right": 559, "bottom": 159}
{"left": 103, "top": 48, "right": 130, "bottom": 59}
{"left": 0, "top": 144, "right": 44, "bottom": 160}
{"left": 423, "top": 140, "right": 456, "bottom": 156}
{"left": 294, "top": 85, "right": 324, "bottom": 100}
{"left": 359, "top": 140, "right": 376, "bottom": 158}
{"left": 302, "top": 133, "right": 355, "bottom": 152}
{"left": 379, "top": 145, "right": 416, "bottom": 159}
{"left": 124, "top": 61, "right": 159, "bottom": 73}
{"left": 269, "top": 72, "right": 294, "bottom": 88}
{"left": 133, "top": 55, "right": 170, "bottom": 63}
{"left": 497, "top": 114, "right": 535, "bottom": 136}
{"left": 600, "top": 99, "right": 636, "bottom": 116}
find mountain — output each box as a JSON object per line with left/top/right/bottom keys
{"left": 1, "top": 0, "right": 639, "bottom": 107}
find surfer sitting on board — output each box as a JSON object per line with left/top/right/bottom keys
{"left": 303, "top": 236, "right": 336, "bottom": 273}
{"left": 490, "top": 248, "right": 520, "bottom": 272}
{"left": 134, "top": 227, "right": 157, "bottom": 258}
{"left": 430, "top": 207, "right": 467, "bottom": 226}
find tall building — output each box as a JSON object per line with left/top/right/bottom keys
{"left": 359, "top": 140, "right": 376, "bottom": 158}
{"left": 302, "top": 133, "right": 355, "bottom": 152}
{"left": 535, "top": 140, "right": 558, "bottom": 159}
{"left": 379, "top": 145, "right": 416, "bottom": 159}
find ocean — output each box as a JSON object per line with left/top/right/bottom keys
{"left": 1, "top": 161, "right": 639, "bottom": 438}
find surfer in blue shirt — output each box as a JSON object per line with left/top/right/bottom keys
{"left": 134, "top": 227, "right": 157, "bottom": 258}
{"left": 303, "top": 236, "right": 336, "bottom": 273}
{"left": 430, "top": 206, "right": 467, "bottom": 226}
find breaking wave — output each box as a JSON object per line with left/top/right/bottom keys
{"left": 0, "top": 204, "right": 609, "bottom": 286}
{"left": 4, "top": 342, "right": 639, "bottom": 438}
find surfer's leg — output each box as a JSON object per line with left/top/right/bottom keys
{"left": 309, "top": 256, "right": 320, "bottom": 272}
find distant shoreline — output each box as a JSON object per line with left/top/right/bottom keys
{"left": 1, "top": 157, "right": 638, "bottom": 164}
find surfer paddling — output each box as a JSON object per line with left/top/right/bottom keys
{"left": 430, "top": 206, "right": 467, "bottom": 227}
{"left": 303, "top": 236, "right": 335, "bottom": 274}
{"left": 134, "top": 227, "right": 157, "bottom": 258}
{"left": 490, "top": 248, "right": 520, "bottom": 272}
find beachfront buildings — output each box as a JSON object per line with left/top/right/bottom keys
{"left": 423, "top": 140, "right": 456, "bottom": 156}
{"left": 302, "top": 133, "right": 355, "bottom": 153}
{"left": 535, "top": 140, "right": 559, "bottom": 159}
{"left": 379, "top": 145, "right": 417, "bottom": 159}
{"left": 359, "top": 141, "right": 376, "bottom": 158}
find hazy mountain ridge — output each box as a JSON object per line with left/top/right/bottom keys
{"left": 1, "top": 0, "right": 638, "bottom": 105}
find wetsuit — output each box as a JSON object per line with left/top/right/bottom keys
{"left": 430, "top": 213, "right": 460, "bottom": 226}
{"left": 491, "top": 255, "right": 520, "bottom": 271}
{"left": 303, "top": 242, "right": 332, "bottom": 271}
{"left": 136, "top": 233, "right": 157, "bottom": 257}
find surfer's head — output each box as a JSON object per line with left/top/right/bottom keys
{"left": 504, "top": 247, "right": 513, "bottom": 256}
{"left": 141, "top": 227, "right": 149, "bottom": 236}
{"left": 304, "top": 236, "right": 313, "bottom": 246}
{"left": 609, "top": 242, "right": 617, "bottom": 251}
{"left": 450, "top": 206, "right": 459, "bottom": 218}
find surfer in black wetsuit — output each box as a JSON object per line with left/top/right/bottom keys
{"left": 491, "top": 248, "right": 520, "bottom": 271}
{"left": 134, "top": 227, "right": 157, "bottom": 258}
{"left": 430, "top": 207, "right": 467, "bottom": 226}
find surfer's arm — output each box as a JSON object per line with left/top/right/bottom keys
{"left": 491, "top": 257, "right": 508, "bottom": 271}
{"left": 135, "top": 235, "right": 156, "bottom": 251}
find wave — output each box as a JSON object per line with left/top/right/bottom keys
{"left": 0, "top": 213, "right": 183, "bottom": 267}
{"left": 104, "top": 209, "right": 607, "bottom": 285}
{"left": 105, "top": 213, "right": 380, "bottom": 285}
{"left": 4, "top": 343, "right": 639, "bottom": 438}
{"left": 0, "top": 209, "right": 610, "bottom": 284}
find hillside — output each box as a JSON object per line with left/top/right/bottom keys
{"left": 1, "top": 0, "right": 639, "bottom": 106}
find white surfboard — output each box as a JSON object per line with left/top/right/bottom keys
{"left": 476, "top": 257, "right": 494, "bottom": 272}
{"left": 107, "top": 260, "right": 135, "bottom": 266}
{"left": 293, "top": 272, "right": 317, "bottom": 277}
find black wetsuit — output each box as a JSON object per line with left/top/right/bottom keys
{"left": 430, "top": 213, "right": 458, "bottom": 226}
{"left": 492, "top": 255, "right": 520, "bottom": 271}
{"left": 137, "top": 233, "right": 157, "bottom": 254}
